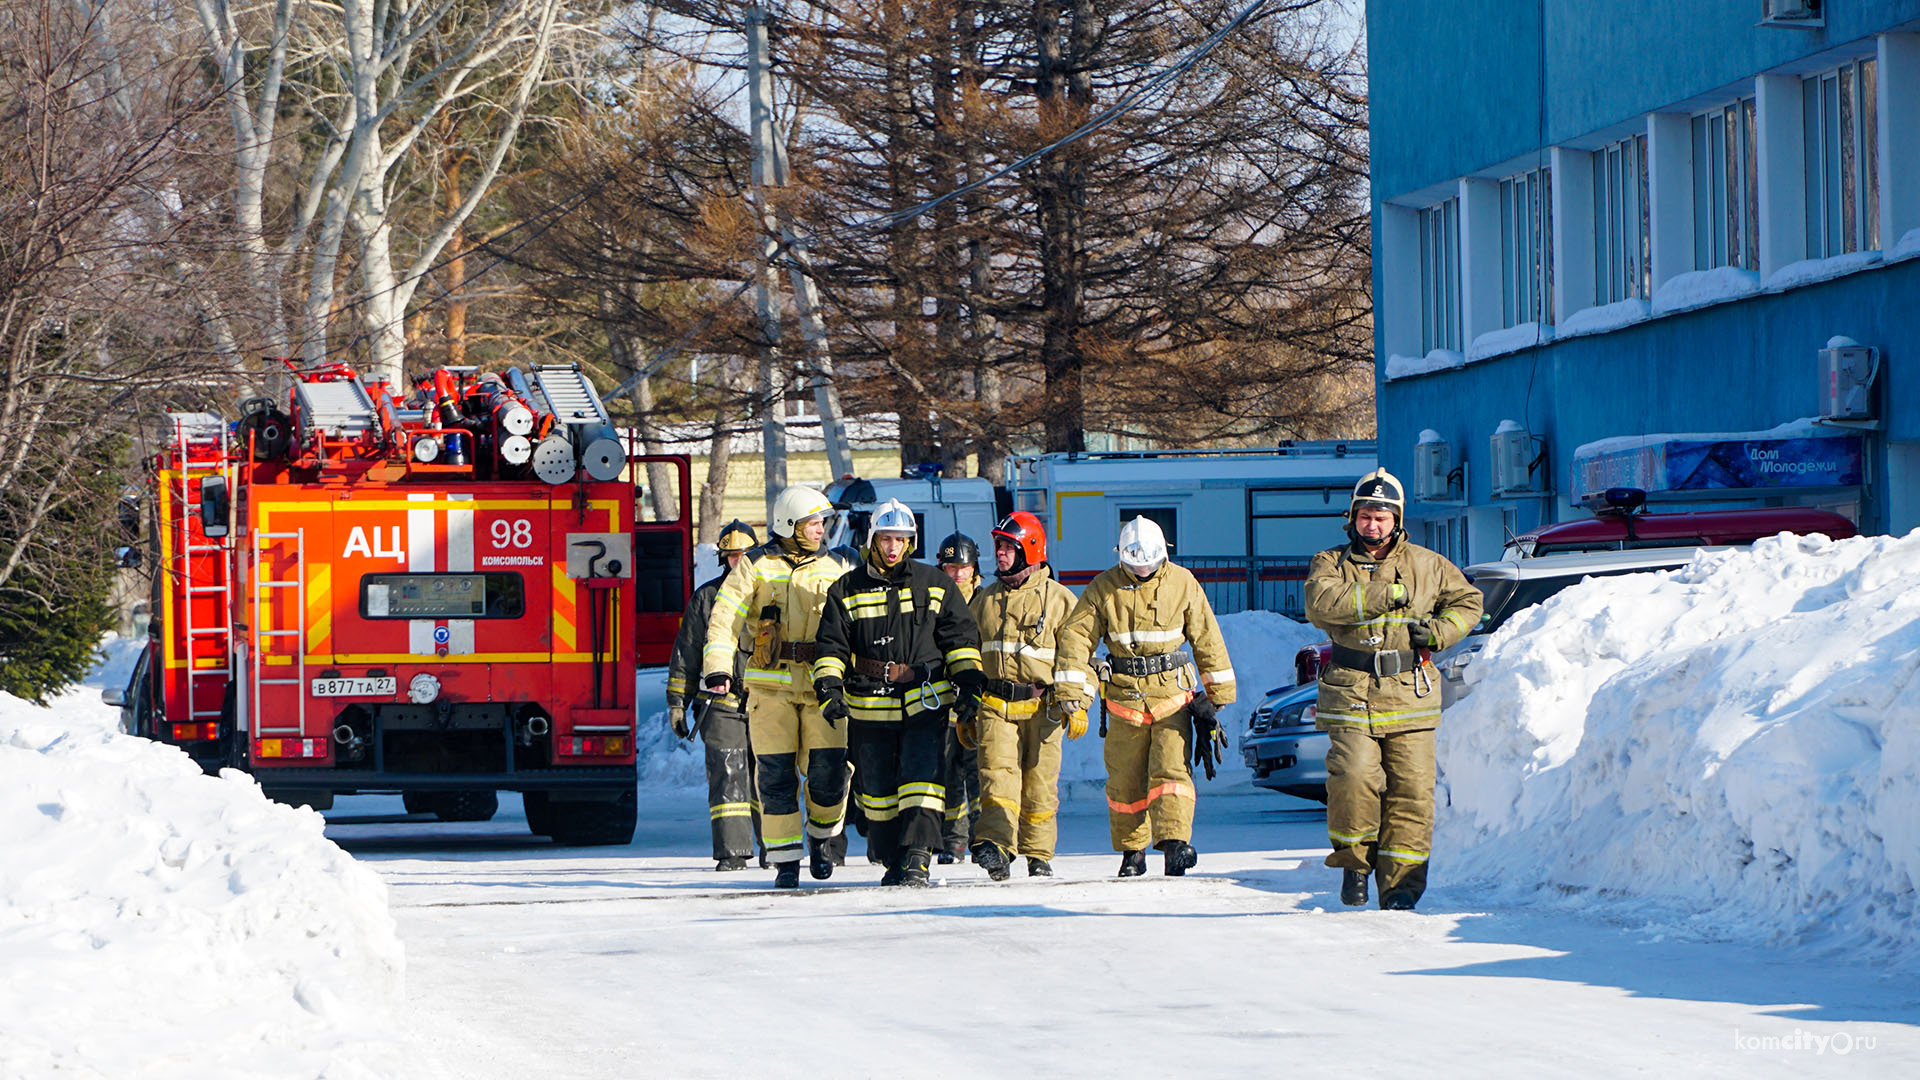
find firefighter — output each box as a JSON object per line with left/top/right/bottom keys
{"left": 961, "top": 512, "right": 1078, "bottom": 881}
{"left": 813, "top": 500, "right": 983, "bottom": 887}
{"left": 667, "top": 520, "right": 761, "bottom": 871}
{"left": 702, "top": 486, "right": 856, "bottom": 889}
{"left": 1053, "top": 516, "right": 1236, "bottom": 878}
{"left": 1303, "top": 469, "right": 1481, "bottom": 911}
{"left": 934, "top": 532, "right": 983, "bottom": 863}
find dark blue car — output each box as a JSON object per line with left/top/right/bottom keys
{"left": 1239, "top": 681, "right": 1326, "bottom": 803}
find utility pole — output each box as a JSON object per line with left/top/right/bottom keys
{"left": 746, "top": 5, "right": 855, "bottom": 495}
{"left": 746, "top": 5, "right": 788, "bottom": 519}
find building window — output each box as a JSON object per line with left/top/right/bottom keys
{"left": 1692, "top": 98, "right": 1759, "bottom": 271}
{"left": 1499, "top": 167, "right": 1552, "bottom": 326}
{"left": 1418, "top": 198, "right": 1461, "bottom": 353}
{"left": 1805, "top": 58, "right": 1879, "bottom": 258}
{"left": 1592, "top": 134, "right": 1650, "bottom": 303}
{"left": 1121, "top": 506, "right": 1178, "bottom": 554}
{"left": 1420, "top": 515, "right": 1467, "bottom": 564}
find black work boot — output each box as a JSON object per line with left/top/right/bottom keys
{"left": 1340, "top": 869, "right": 1369, "bottom": 906}
{"left": 898, "top": 848, "right": 933, "bottom": 888}
{"left": 716, "top": 856, "right": 748, "bottom": 872}
{"left": 974, "top": 842, "right": 1012, "bottom": 882}
{"left": 938, "top": 838, "right": 967, "bottom": 865}
{"left": 1157, "top": 839, "right": 1198, "bottom": 877}
{"left": 1380, "top": 891, "right": 1418, "bottom": 911}
{"left": 809, "top": 841, "right": 834, "bottom": 881}
{"left": 1118, "top": 850, "right": 1148, "bottom": 877}
{"left": 774, "top": 862, "right": 800, "bottom": 889}
{"left": 1027, "top": 857, "right": 1053, "bottom": 878}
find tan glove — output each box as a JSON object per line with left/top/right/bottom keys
{"left": 956, "top": 714, "right": 979, "bottom": 751}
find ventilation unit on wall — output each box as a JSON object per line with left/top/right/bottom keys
{"left": 1413, "top": 429, "right": 1463, "bottom": 504}
{"left": 1820, "top": 336, "right": 1880, "bottom": 421}
{"left": 1760, "top": 0, "right": 1822, "bottom": 28}
{"left": 1490, "top": 420, "right": 1548, "bottom": 496}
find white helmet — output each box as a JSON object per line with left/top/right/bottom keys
{"left": 1349, "top": 468, "right": 1406, "bottom": 520}
{"left": 1116, "top": 515, "right": 1168, "bottom": 575}
{"left": 769, "top": 485, "right": 834, "bottom": 539}
{"left": 868, "top": 498, "right": 917, "bottom": 542}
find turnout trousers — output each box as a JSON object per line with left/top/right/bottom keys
{"left": 850, "top": 711, "right": 949, "bottom": 868}
{"left": 940, "top": 728, "right": 981, "bottom": 851}
{"left": 1103, "top": 705, "right": 1197, "bottom": 851}
{"left": 1324, "top": 727, "right": 1436, "bottom": 903}
{"left": 699, "top": 699, "right": 758, "bottom": 860}
{"left": 974, "top": 699, "right": 1065, "bottom": 861}
{"left": 745, "top": 691, "right": 850, "bottom": 865}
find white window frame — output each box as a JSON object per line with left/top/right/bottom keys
{"left": 1692, "top": 97, "right": 1760, "bottom": 271}
{"left": 1592, "top": 135, "right": 1650, "bottom": 303}
{"left": 1498, "top": 167, "right": 1553, "bottom": 326}
{"left": 1804, "top": 57, "right": 1880, "bottom": 258}
{"left": 1418, "top": 198, "right": 1462, "bottom": 353}
{"left": 1420, "top": 515, "right": 1467, "bottom": 564}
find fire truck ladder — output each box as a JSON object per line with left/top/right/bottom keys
{"left": 251, "top": 528, "right": 308, "bottom": 737}
{"left": 172, "top": 414, "right": 234, "bottom": 726}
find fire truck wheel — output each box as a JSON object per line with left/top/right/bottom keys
{"left": 545, "top": 790, "right": 638, "bottom": 847}
{"left": 402, "top": 790, "right": 440, "bottom": 816}
{"left": 522, "top": 792, "right": 556, "bottom": 838}
{"left": 433, "top": 789, "right": 499, "bottom": 822}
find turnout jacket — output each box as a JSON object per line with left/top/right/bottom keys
{"left": 667, "top": 573, "right": 744, "bottom": 710}
{"left": 813, "top": 558, "right": 983, "bottom": 722}
{"left": 703, "top": 540, "right": 854, "bottom": 699}
{"left": 1302, "top": 536, "right": 1482, "bottom": 734}
{"left": 1052, "top": 562, "right": 1237, "bottom": 725}
{"left": 968, "top": 566, "right": 1077, "bottom": 718}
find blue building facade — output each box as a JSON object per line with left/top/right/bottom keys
{"left": 1368, "top": 1, "right": 1920, "bottom": 564}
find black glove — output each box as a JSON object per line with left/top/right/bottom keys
{"left": 1188, "top": 696, "right": 1222, "bottom": 780}
{"left": 703, "top": 672, "right": 731, "bottom": 695}
{"left": 954, "top": 692, "right": 979, "bottom": 728}
{"left": 1411, "top": 623, "right": 1444, "bottom": 649}
{"left": 814, "top": 676, "right": 848, "bottom": 728}
{"left": 953, "top": 667, "right": 984, "bottom": 697}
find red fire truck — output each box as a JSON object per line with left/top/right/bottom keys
{"left": 129, "top": 361, "right": 690, "bottom": 844}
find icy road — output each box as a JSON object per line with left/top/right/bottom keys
{"left": 333, "top": 782, "right": 1918, "bottom": 1079}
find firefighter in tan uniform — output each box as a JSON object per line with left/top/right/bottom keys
{"left": 1304, "top": 469, "right": 1481, "bottom": 911}
{"left": 702, "top": 486, "right": 856, "bottom": 889}
{"left": 960, "top": 512, "right": 1079, "bottom": 880}
{"left": 666, "top": 520, "right": 760, "bottom": 870}
{"left": 1054, "top": 516, "right": 1236, "bottom": 877}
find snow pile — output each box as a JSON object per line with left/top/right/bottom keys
{"left": 1437, "top": 531, "right": 1920, "bottom": 960}
{"left": 1650, "top": 265, "right": 1760, "bottom": 314}
{"left": 1384, "top": 348, "right": 1465, "bottom": 381}
{"left": 1555, "top": 297, "right": 1651, "bottom": 338}
{"left": 0, "top": 671, "right": 403, "bottom": 1078}
{"left": 1465, "top": 321, "right": 1552, "bottom": 362}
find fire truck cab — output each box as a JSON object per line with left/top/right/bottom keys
{"left": 136, "top": 362, "right": 689, "bottom": 844}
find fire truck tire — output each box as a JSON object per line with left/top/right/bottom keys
{"left": 522, "top": 792, "right": 556, "bottom": 837}
{"left": 545, "top": 790, "right": 638, "bottom": 846}
{"left": 402, "top": 790, "right": 440, "bottom": 816}
{"left": 433, "top": 789, "right": 499, "bottom": 822}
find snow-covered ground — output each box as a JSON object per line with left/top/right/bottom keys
{"left": 5, "top": 597, "right": 1919, "bottom": 1078}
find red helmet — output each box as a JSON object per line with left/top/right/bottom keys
{"left": 991, "top": 511, "right": 1047, "bottom": 573}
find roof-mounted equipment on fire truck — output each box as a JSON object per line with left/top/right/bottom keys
{"left": 524, "top": 364, "right": 625, "bottom": 484}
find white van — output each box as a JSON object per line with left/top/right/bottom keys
{"left": 825, "top": 474, "right": 1000, "bottom": 558}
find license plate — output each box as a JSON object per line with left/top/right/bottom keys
{"left": 311, "top": 676, "right": 397, "bottom": 697}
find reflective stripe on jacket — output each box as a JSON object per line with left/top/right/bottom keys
{"left": 968, "top": 565, "right": 1077, "bottom": 690}
{"left": 702, "top": 541, "right": 853, "bottom": 696}
{"left": 813, "top": 558, "right": 982, "bottom": 722}
{"left": 1052, "top": 562, "right": 1237, "bottom": 717}
{"left": 1302, "top": 537, "right": 1482, "bottom": 734}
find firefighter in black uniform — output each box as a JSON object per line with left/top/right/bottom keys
{"left": 666, "top": 521, "right": 761, "bottom": 870}
{"left": 935, "top": 532, "right": 984, "bottom": 863}
{"left": 813, "top": 500, "right": 984, "bottom": 886}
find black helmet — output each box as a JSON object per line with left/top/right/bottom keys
{"left": 935, "top": 532, "right": 979, "bottom": 568}
{"left": 716, "top": 519, "right": 758, "bottom": 554}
